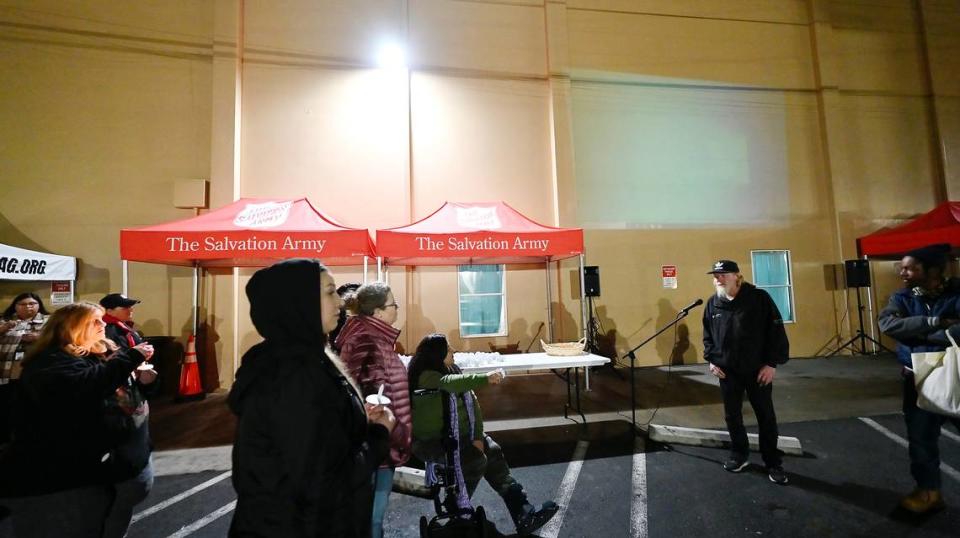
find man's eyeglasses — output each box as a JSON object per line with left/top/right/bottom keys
{"left": 382, "top": 302, "right": 399, "bottom": 309}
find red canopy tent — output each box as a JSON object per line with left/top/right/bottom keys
{"left": 376, "top": 201, "right": 586, "bottom": 344}
{"left": 858, "top": 201, "right": 960, "bottom": 258}
{"left": 120, "top": 197, "right": 374, "bottom": 335}
{"left": 121, "top": 197, "right": 373, "bottom": 267}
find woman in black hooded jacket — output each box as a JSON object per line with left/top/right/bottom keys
{"left": 228, "top": 259, "right": 395, "bottom": 537}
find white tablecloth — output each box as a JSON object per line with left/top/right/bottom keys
{"left": 459, "top": 352, "right": 610, "bottom": 373}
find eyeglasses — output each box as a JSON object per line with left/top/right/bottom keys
{"left": 16, "top": 302, "right": 39, "bottom": 307}
{"left": 382, "top": 302, "right": 399, "bottom": 309}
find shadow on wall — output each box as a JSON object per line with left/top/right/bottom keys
{"left": 549, "top": 301, "right": 579, "bottom": 343}
{"left": 0, "top": 214, "right": 46, "bottom": 251}
{"left": 593, "top": 304, "right": 619, "bottom": 363}
{"left": 180, "top": 307, "right": 222, "bottom": 393}
{"left": 405, "top": 302, "right": 436, "bottom": 352}
{"left": 655, "top": 299, "right": 696, "bottom": 365}
{"left": 75, "top": 259, "right": 110, "bottom": 297}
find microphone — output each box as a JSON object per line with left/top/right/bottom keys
{"left": 678, "top": 298, "right": 704, "bottom": 316}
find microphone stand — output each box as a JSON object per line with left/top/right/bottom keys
{"left": 623, "top": 308, "right": 694, "bottom": 435}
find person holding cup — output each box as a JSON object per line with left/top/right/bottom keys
{"left": 336, "top": 281, "right": 411, "bottom": 538}
{"left": 408, "top": 333, "right": 558, "bottom": 536}
{"left": 0, "top": 301, "right": 154, "bottom": 538}
{"left": 0, "top": 293, "right": 50, "bottom": 444}
{"left": 98, "top": 292, "right": 159, "bottom": 538}
{"left": 229, "top": 259, "right": 395, "bottom": 537}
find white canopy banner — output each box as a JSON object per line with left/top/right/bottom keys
{"left": 0, "top": 243, "right": 76, "bottom": 281}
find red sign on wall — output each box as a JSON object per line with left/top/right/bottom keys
{"left": 661, "top": 265, "right": 678, "bottom": 289}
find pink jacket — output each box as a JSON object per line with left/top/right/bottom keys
{"left": 336, "top": 315, "right": 411, "bottom": 468}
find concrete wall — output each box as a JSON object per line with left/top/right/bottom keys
{"left": 1, "top": 0, "right": 957, "bottom": 388}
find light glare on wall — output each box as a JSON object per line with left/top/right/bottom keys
{"left": 376, "top": 43, "right": 406, "bottom": 70}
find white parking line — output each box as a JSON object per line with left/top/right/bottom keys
{"left": 631, "top": 436, "right": 648, "bottom": 538}
{"left": 859, "top": 417, "right": 960, "bottom": 483}
{"left": 131, "top": 471, "right": 232, "bottom": 524}
{"left": 943, "top": 427, "right": 960, "bottom": 445}
{"left": 539, "top": 440, "right": 589, "bottom": 538}
{"left": 166, "top": 500, "right": 236, "bottom": 538}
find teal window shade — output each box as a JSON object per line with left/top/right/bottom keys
{"left": 750, "top": 250, "right": 795, "bottom": 323}
{"left": 458, "top": 265, "right": 506, "bottom": 337}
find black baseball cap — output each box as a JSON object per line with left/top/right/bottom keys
{"left": 100, "top": 293, "right": 140, "bottom": 309}
{"left": 707, "top": 260, "right": 740, "bottom": 274}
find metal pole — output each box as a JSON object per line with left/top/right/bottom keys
{"left": 578, "top": 254, "right": 590, "bottom": 390}
{"left": 377, "top": 257, "right": 383, "bottom": 282}
{"left": 863, "top": 255, "right": 879, "bottom": 353}
{"left": 545, "top": 259, "right": 554, "bottom": 343}
{"left": 363, "top": 256, "right": 369, "bottom": 285}
{"left": 193, "top": 264, "right": 200, "bottom": 336}
{"left": 122, "top": 260, "right": 129, "bottom": 296}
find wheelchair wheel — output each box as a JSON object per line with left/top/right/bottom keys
{"left": 419, "top": 515, "right": 429, "bottom": 537}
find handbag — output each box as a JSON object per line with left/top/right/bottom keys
{"left": 911, "top": 331, "right": 960, "bottom": 418}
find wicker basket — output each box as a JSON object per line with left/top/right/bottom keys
{"left": 541, "top": 338, "right": 587, "bottom": 356}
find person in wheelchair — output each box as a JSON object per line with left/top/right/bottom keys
{"left": 408, "top": 333, "right": 558, "bottom": 536}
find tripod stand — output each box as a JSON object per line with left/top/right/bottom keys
{"left": 829, "top": 285, "right": 892, "bottom": 355}
{"left": 586, "top": 295, "right": 623, "bottom": 379}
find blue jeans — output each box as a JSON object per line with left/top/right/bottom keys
{"left": 903, "top": 375, "right": 960, "bottom": 489}
{"left": 103, "top": 457, "right": 154, "bottom": 538}
{"left": 371, "top": 467, "right": 394, "bottom": 538}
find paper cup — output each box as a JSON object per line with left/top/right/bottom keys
{"left": 366, "top": 394, "right": 391, "bottom": 406}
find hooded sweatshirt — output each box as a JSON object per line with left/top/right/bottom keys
{"left": 337, "top": 315, "right": 412, "bottom": 468}
{"left": 227, "top": 259, "right": 389, "bottom": 538}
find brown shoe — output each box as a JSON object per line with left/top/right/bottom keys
{"left": 899, "top": 489, "right": 945, "bottom": 514}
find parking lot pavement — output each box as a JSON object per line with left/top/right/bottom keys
{"left": 4, "top": 414, "right": 957, "bottom": 538}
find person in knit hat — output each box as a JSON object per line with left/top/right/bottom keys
{"left": 879, "top": 242, "right": 960, "bottom": 514}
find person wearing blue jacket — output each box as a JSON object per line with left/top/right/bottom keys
{"left": 878, "top": 243, "right": 960, "bottom": 514}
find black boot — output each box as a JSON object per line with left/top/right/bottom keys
{"left": 502, "top": 483, "right": 559, "bottom": 536}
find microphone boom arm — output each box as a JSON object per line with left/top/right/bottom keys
{"left": 622, "top": 299, "right": 703, "bottom": 433}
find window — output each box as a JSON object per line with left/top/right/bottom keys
{"left": 751, "top": 250, "right": 795, "bottom": 323}
{"left": 458, "top": 265, "right": 506, "bottom": 337}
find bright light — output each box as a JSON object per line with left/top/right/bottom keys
{"left": 376, "top": 43, "right": 407, "bottom": 70}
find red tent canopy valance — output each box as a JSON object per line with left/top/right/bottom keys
{"left": 375, "top": 201, "right": 583, "bottom": 266}
{"left": 121, "top": 198, "right": 374, "bottom": 267}
{"left": 858, "top": 202, "right": 960, "bottom": 258}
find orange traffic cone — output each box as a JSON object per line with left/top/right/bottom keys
{"left": 176, "top": 334, "right": 205, "bottom": 402}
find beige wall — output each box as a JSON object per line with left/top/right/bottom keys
{"left": 0, "top": 1, "right": 213, "bottom": 363}
{"left": 2, "top": 0, "right": 958, "bottom": 386}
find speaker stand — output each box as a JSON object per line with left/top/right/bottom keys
{"left": 586, "top": 295, "right": 623, "bottom": 379}
{"left": 827, "top": 286, "right": 892, "bottom": 356}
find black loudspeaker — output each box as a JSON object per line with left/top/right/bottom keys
{"left": 844, "top": 259, "right": 871, "bottom": 288}
{"left": 584, "top": 266, "right": 600, "bottom": 297}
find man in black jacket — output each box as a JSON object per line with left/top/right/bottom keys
{"left": 702, "top": 260, "right": 790, "bottom": 485}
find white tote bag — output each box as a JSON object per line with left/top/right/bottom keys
{"left": 911, "top": 331, "right": 960, "bottom": 418}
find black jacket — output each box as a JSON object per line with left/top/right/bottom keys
{"left": 228, "top": 259, "right": 389, "bottom": 538}
{"left": 1, "top": 345, "right": 145, "bottom": 497}
{"left": 702, "top": 282, "right": 790, "bottom": 375}
{"left": 103, "top": 316, "right": 153, "bottom": 481}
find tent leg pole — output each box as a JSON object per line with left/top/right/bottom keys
{"left": 579, "top": 254, "right": 590, "bottom": 391}
{"left": 545, "top": 260, "right": 554, "bottom": 345}
{"left": 193, "top": 265, "right": 200, "bottom": 336}
{"left": 122, "top": 260, "right": 129, "bottom": 296}
{"left": 363, "top": 256, "right": 369, "bottom": 285}
{"left": 377, "top": 257, "right": 383, "bottom": 282}
{"left": 864, "top": 254, "right": 879, "bottom": 353}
